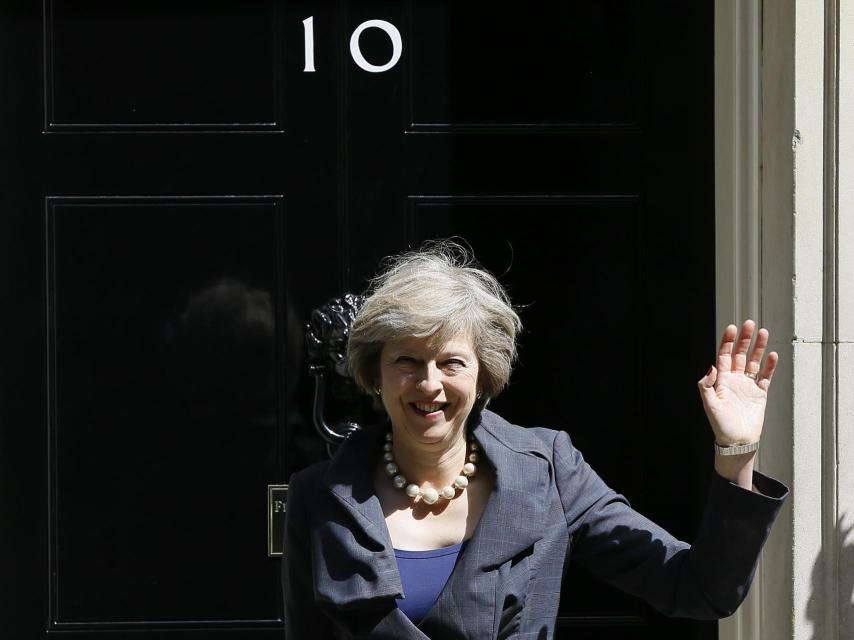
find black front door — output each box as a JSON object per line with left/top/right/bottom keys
{"left": 0, "top": 2, "right": 716, "bottom": 638}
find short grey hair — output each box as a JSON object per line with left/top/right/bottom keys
{"left": 347, "top": 240, "right": 522, "bottom": 404}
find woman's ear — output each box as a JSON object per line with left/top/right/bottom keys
{"left": 371, "top": 379, "right": 385, "bottom": 411}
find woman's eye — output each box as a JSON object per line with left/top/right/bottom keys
{"left": 444, "top": 359, "right": 466, "bottom": 368}
{"left": 396, "top": 356, "right": 416, "bottom": 364}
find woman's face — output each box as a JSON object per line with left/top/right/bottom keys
{"left": 378, "top": 334, "right": 480, "bottom": 446}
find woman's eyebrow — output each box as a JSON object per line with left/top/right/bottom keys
{"left": 389, "top": 349, "right": 420, "bottom": 359}
{"left": 438, "top": 351, "right": 472, "bottom": 360}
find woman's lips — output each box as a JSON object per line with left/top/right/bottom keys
{"left": 410, "top": 402, "right": 450, "bottom": 417}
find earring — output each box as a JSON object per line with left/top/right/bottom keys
{"left": 375, "top": 387, "right": 382, "bottom": 396}
{"left": 476, "top": 390, "right": 483, "bottom": 400}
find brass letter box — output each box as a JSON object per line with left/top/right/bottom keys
{"left": 267, "top": 484, "right": 289, "bottom": 557}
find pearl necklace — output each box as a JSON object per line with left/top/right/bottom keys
{"left": 382, "top": 431, "right": 478, "bottom": 505}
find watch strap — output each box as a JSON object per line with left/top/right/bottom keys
{"left": 714, "top": 440, "right": 760, "bottom": 456}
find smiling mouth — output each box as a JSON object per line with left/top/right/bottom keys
{"left": 410, "top": 402, "right": 450, "bottom": 416}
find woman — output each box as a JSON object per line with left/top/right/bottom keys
{"left": 282, "top": 241, "right": 788, "bottom": 639}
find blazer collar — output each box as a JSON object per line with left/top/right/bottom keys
{"left": 315, "top": 410, "right": 551, "bottom": 614}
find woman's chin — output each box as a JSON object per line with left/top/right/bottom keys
{"left": 401, "top": 417, "right": 456, "bottom": 444}
{"left": 425, "top": 423, "right": 473, "bottom": 447}
{"left": 404, "top": 421, "right": 449, "bottom": 442}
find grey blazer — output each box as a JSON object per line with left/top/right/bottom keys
{"left": 282, "top": 410, "right": 788, "bottom": 639}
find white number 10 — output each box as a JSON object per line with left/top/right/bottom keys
{"left": 303, "top": 16, "right": 403, "bottom": 73}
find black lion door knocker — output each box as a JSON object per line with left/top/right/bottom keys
{"left": 305, "top": 294, "right": 382, "bottom": 456}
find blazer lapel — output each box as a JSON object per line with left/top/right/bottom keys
{"left": 313, "top": 424, "right": 434, "bottom": 638}
{"left": 467, "top": 410, "right": 552, "bottom": 567}
{"left": 419, "top": 410, "right": 551, "bottom": 638}
{"left": 314, "top": 424, "right": 404, "bottom": 608}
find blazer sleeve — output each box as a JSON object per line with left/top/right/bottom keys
{"left": 282, "top": 470, "right": 335, "bottom": 638}
{"left": 552, "top": 430, "right": 788, "bottom": 619}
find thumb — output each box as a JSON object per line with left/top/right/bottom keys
{"left": 698, "top": 364, "right": 718, "bottom": 403}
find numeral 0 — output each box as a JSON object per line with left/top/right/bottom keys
{"left": 303, "top": 17, "right": 403, "bottom": 73}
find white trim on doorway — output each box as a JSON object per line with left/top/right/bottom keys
{"left": 715, "top": 0, "right": 851, "bottom": 638}
{"left": 714, "top": 2, "right": 763, "bottom": 637}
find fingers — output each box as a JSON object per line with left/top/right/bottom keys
{"left": 716, "top": 324, "right": 738, "bottom": 372}
{"left": 745, "top": 327, "right": 768, "bottom": 376}
{"left": 716, "top": 319, "right": 777, "bottom": 391}
{"left": 757, "top": 350, "right": 778, "bottom": 391}
{"left": 731, "top": 319, "right": 755, "bottom": 372}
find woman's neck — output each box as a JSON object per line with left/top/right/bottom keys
{"left": 391, "top": 430, "right": 468, "bottom": 488}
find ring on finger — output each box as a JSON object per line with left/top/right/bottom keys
{"left": 744, "top": 370, "right": 759, "bottom": 380}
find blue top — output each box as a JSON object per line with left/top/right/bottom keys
{"left": 394, "top": 541, "right": 466, "bottom": 624}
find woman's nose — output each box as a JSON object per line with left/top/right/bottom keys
{"left": 416, "top": 363, "right": 443, "bottom": 393}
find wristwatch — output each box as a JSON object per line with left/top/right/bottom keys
{"left": 714, "top": 441, "right": 759, "bottom": 456}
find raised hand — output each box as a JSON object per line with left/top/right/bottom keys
{"left": 698, "top": 320, "right": 778, "bottom": 449}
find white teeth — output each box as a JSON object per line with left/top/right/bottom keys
{"left": 414, "top": 402, "right": 445, "bottom": 413}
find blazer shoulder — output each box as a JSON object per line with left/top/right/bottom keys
{"left": 477, "top": 409, "right": 566, "bottom": 460}
{"left": 286, "top": 458, "right": 332, "bottom": 521}
{"left": 289, "top": 457, "right": 331, "bottom": 487}
{"left": 289, "top": 421, "right": 380, "bottom": 489}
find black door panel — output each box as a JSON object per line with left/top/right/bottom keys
{"left": 0, "top": 2, "right": 715, "bottom": 638}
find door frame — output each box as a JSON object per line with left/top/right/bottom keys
{"left": 715, "top": 0, "right": 838, "bottom": 638}
{"left": 714, "top": 2, "right": 764, "bottom": 638}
